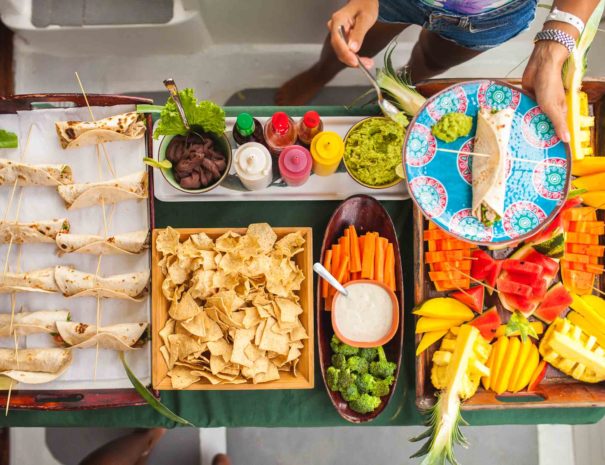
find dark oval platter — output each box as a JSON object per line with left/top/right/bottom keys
{"left": 317, "top": 194, "right": 404, "bottom": 423}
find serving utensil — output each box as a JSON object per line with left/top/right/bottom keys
{"left": 162, "top": 78, "right": 206, "bottom": 140}
{"left": 313, "top": 262, "right": 348, "bottom": 296}
{"left": 338, "top": 26, "right": 400, "bottom": 123}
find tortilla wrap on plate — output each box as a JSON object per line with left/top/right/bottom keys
{"left": 0, "top": 218, "right": 70, "bottom": 244}
{"left": 0, "top": 310, "right": 70, "bottom": 337}
{"left": 471, "top": 107, "right": 515, "bottom": 226}
{"left": 0, "top": 268, "right": 58, "bottom": 294}
{"left": 0, "top": 159, "right": 73, "bottom": 186}
{"left": 54, "top": 266, "right": 149, "bottom": 301}
{"left": 55, "top": 321, "right": 149, "bottom": 351}
{"left": 57, "top": 171, "right": 148, "bottom": 210}
{"left": 55, "top": 111, "right": 146, "bottom": 149}
{"left": 0, "top": 348, "right": 72, "bottom": 384}
{"left": 56, "top": 229, "right": 149, "bottom": 255}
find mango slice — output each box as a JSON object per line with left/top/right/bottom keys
{"left": 416, "top": 330, "right": 448, "bottom": 356}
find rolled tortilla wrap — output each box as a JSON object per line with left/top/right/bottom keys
{"left": 57, "top": 171, "right": 148, "bottom": 210}
{"left": 0, "top": 159, "right": 73, "bottom": 186}
{"left": 0, "top": 268, "right": 58, "bottom": 294}
{"left": 54, "top": 266, "right": 149, "bottom": 301}
{"left": 56, "top": 229, "right": 149, "bottom": 255}
{"left": 0, "top": 310, "right": 70, "bottom": 337}
{"left": 0, "top": 218, "right": 70, "bottom": 244}
{"left": 55, "top": 111, "right": 146, "bottom": 149}
{"left": 471, "top": 108, "right": 515, "bottom": 226}
{"left": 55, "top": 321, "right": 148, "bottom": 350}
{"left": 0, "top": 348, "right": 72, "bottom": 384}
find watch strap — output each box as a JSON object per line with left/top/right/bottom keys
{"left": 546, "top": 7, "right": 585, "bottom": 35}
{"left": 534, "top": 29, "right": 576, "bottom": 55}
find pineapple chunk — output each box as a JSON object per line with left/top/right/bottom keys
{"left": 579, "top": 91, "right": 589, "bottom": 116}
{"left": 430, "top": 326, "right": 491, "bottom": 400}
{"left": 539, "top": 318, "right": 605, "bottom": 382}
{"left": 580, "top": 115, "right": 595, "bottom": 129}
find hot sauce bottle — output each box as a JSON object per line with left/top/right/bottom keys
{"left": 233, "top": 112, "right": 266, "bottom": 147}
{"left": 264, "top": 112, "right": 297, "bottom": 156}
{"left": 297, "top": 110, "right": 323, "bottom": 147}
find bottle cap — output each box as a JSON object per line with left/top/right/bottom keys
{"left": 311, "top": 131, "right": 344, "bottom": 163}
{"left": 271, "top": 112, "right": 291, "bottom": 135}
{"left": 236, "top": 143, "right": 270, "bottom": 176}
{"left": 235, "top": 113, "right": 255, "bottom": 137}
{"left": 280, "top": 146, "right": 312, "bottom": 175}
{"left": 303, "top": 111, "right": 321, "bottom": 129}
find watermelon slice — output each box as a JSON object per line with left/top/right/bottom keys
{"left": 469, "top": 307, "right": 501, "bottom": 341}
{"left": 527, "top": 214, "right": 562, "bottom": 244}
{"left": 531, "top": 279, "right": 548, "bottom": 298}
{"left": 470, "top": 250, "right": 496, "bottom": 281}
{"left": 496, "top": 277, "right": 533, "bottom": 298}
{"left": 449, "top": 286, "right": 485, "bottom": 313}
{"left": 502, "top": 260, "right": 543, "bottom": 281}
{"left": 484, "top": 259, "right": 503, "bottom": 292}
{"left": 511, "top": 245, "right": 559, "bottom": 280}
{"left": 499, "top": 292, "right": 537, "bottom": 317}
{"left": 534, "top": 283, "right": 573, "bottom": 323}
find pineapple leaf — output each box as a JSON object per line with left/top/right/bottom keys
{"left": 505, "top": 311, "right": 538, "bottom": 342}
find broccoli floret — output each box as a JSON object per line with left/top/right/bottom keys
{"left": 341, "top": 383, "right": 360, "bottom": 402}
{"left": 356, "top": 373, "right": 377, "bottom": 394}
{"left": 331, "top": 353, "right": 346, "bottom": 369}
{"left": 370, "top": 346, "right": 396, "bottom": 379}
{"left": 346, "top": 355, "right": 369, "bottom": 374}
{"left": 339, "top": 343, "right": 359, "bottom": 357}
{"left": 371, "top": 375, "right": 394, "bottom": 397}
{"left": 359, "top": 347, "right": 379, "bottom": 362}
{"left": 349, "top": 393, "right": 381, "bottom": 414}
{"left": 330, "top": 335, "right": 342, "bottom": 353}
{"left": 337, "top": 368, "right": 357, "bottom": 391}
{"left": 326, "top": 366, "right": 340, "bottom": 392}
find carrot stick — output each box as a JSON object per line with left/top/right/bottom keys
{"left": 321, "top": 250, "right": 333, "bottom": 299}
{"left": 339, "top": 235, "right": 351, "bottom": 282}
{"left": 349, "top": 226, "right": 362, "bottom": 273}
{"left": 335, "top": 256, "right": 350, "bottom": 284}
{"left": 344, "top": 227, "right": 350, "bottom": 237}
{"left": 375, "top": 237, "right": 387, "bottom": 283}
{"left": 329, "top": 244, "right": 341, "bottom": 299}
{"left": 361, "top": 233, "right": 376, "bottom": 279}
{"left": 385, "top": 243, "right": 395, "bottom": 291}
{"left": 359, "top": 235, "right": 365, "bottom": 265}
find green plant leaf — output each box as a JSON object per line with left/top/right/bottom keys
{"left": 0, "top": 129, "right": 18, "bottom": 148}
{"left": 136, "top": 104, "right": 166, "bottom": 114}
{"left": 505, "top": 311, "right": 538, "bottom": 342}
{"left": 120, "top": 352, "right": 194, "bottom": 427}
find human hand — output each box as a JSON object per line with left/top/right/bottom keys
{"left": 327, "top": 0, "right": 379, "bottom": 68}
{"left": 522, "top": 40, "right": 571, "bottom": 143}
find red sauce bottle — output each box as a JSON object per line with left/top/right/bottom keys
{"left": 264, "top": 111, "right": 297, "bottom": 156}
{"left": 233, "top": 112, "right": 266, "bottom": 147}
{"left": 297, "top": 110, "right": 323, "bottom": 147}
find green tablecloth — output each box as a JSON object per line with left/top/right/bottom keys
{"left": 1, "top": 106, "right": 603, "bottom": 428}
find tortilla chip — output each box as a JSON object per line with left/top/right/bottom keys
{"left": 259, "top": 318, "right": 290, "bottom": 356}
{"left": 253, "top": 362, "right": 280, "bottom": 384}
{"left": 192, "top": 369, "right": 222, "bottom": 385}
{"left": 210, "top": 354, "right": 228, "bottom": 374}
{"left": 180, "top": 312, "right": 207, "bottom": 337}
{"left": 156, "top": 227, "right": 180, "bottom": 256}
{"left": 215, "top": 231, "right": 241, "bottom": 252}
{"left": 275, "top": 297, "right": 302, "bottom": 323}
{"left": 274, "top": 231, "right": 305, "bottom": 257}
{"left": 230, "top": 328, "right": 255, "bottom": 368}
{"left": 247, "top": 223, "right": 277, "bottom": 253}
{"left": 159, "top": 319, "right": 176, "bottom": 349}
{"left": 207, "top": 338, "right": 230, "bottom": 357}
{"left": 169, "top": 365, "right": 201, "bottom": 389}
{"left": 169, "top": 292, "right": 201, "bottom": 321}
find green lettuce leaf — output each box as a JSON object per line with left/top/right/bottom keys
{"left": 153, "top": 88, "right": 225, "bottom": 139}
{"left": 0, "top": 129, "right": 18, "bottom": 148}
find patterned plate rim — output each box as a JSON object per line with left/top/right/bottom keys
{"left": 402, "top": 79, "right": 571, "bottom": 246}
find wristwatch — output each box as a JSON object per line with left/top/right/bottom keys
{"left": 546, "top": 7, "right": 585, "bottom": 35}
{"left": 534, "top": 29, "right": 576, "bottom": 55}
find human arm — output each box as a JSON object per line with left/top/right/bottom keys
{"left": 327, "top": 0, "right": 379, "bottom": 68}
{"left": 522, "top": 0, "right": 601, "bottom": 142}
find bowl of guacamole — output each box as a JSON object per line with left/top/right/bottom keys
{"left": 343, "top": 117, "right": 405, "bottom": 189}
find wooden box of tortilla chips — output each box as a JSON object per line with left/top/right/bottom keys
{"left": 151, "top": 225, "right": 314, "bottom": 390}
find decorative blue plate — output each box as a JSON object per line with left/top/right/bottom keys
{"left": 404, "top": 79, "right": 570, "bottom": 246}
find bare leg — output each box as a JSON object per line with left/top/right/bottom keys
{"left": 275, "top": 22, "right": 409, "bottom": 106}
{"left": 407, "top": 29, "right": 484, "bottom": 83}
{"left": 79, "top": 428, "right": 166, "bottom": 465}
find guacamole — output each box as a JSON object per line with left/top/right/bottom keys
{"left": 344, "top": 118, "right": 404, "bottom": 187}
{"left": 431, "top": 112, "right": 473, "bottom": 143}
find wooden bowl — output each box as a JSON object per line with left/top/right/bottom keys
{"left": 317, "top": 194, "right": 404, "bottom": 423}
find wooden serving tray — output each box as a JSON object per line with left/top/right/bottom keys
{"left": 414, "top": 78, "right": 605, "bottom": 410}
{"left": 0, "top": 93, "right": 155, "bottom": 411}
{"left": 151, "top": 227, "right": 314, "bottom": 390}
{"left": 317, "top": 195, "right": 404, "bottom": 423}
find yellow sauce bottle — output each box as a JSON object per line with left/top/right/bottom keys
{"left": 310, "top": 131, "right": 344, "bottom": 176}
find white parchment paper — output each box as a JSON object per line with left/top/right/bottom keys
{"left": 0, "top": 104, "right": 151, "bottom": 389}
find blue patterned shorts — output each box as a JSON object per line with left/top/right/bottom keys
{"left": 378, "top": 0, "right": 538, "bottom": 50}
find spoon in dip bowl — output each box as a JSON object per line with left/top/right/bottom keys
{"left": 331, "top": 280, "right": 399, "bottom": 348}
{"left": 313, "top": 262, "right": 348, "bottom": 296}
